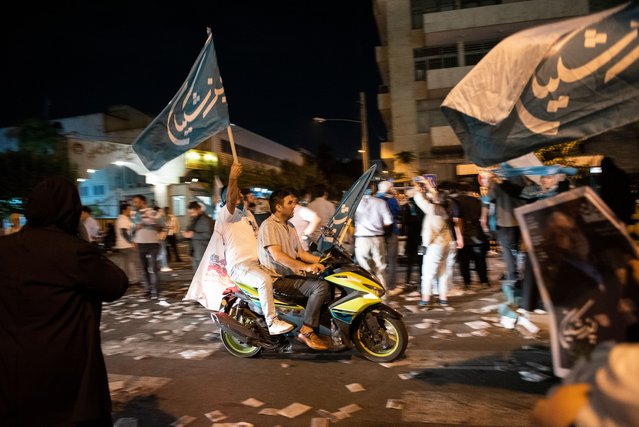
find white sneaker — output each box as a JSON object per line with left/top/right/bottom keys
{"left": 267, "top": 318, "right": 294, "bottom": 335}
{"left": 160, "top": 267, "right": 172, "bottom": 272}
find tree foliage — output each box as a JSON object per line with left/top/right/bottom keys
{"left": 0, "top": 119, "right": 77, "bottom": 217}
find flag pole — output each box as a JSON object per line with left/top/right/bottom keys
{"left": 226, "top": 126, "right": 238, "bottom": 163}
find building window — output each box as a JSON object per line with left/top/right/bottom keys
{"left": 80, "top": 186, "right": 89, "bottom": 197}
{"left": 220, "top": 139, "right": 282, "bottom": 168}
{"left": 411, "top": 0, "right": 502, "bottom": 27}
{"left": 460, "top": 0, "right": 501, "bottom": 9}
{"left": 93, "top": 185, "right": 105, "bottom": 196}
{"left": 414, "top": 45, "right": 458, "bottom": 80}
{"left": 464, "top": 39, "right": 500, "bottom": 66}
{"left": 416, "top": 99, "right": 449, "bottom": 134}
{"left": 172, "top": 195, "right": 186, "bottom": 216}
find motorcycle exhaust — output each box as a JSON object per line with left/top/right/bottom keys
{"left": 211, "top": 312, "right": 262, "bottom": 345}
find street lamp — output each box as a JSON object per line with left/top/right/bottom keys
{"left": 313, "top": 93, "right": 370, "bottom": 173}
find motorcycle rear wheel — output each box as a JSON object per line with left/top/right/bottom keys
{"left": 220, "top": 330, "right": 262, "bottom": 358}
{"left": 353, "top": 311, "right": 408, "bottom": 363}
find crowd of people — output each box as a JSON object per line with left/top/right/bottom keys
{"left": 1, "top": 156, "right": 637, "bottom": 425}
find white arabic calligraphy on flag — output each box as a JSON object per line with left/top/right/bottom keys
{"left": 442, "top": 2, "right": 639, "bottom": 167}
{"left": 133, "top": 30, "right": 230, "bottom": 171}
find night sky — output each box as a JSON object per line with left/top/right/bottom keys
{"left": 1, "top": 0, "right": 385, "bottom": 159}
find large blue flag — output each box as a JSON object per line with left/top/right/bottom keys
{"left": 316, "top": 165, "right": 377, "bottom": 253}
{"left": 133, "top": 31, "right": 230, "bottom": 171}
{"left": 441, "top": 2, "right": 639, "bottom": 167}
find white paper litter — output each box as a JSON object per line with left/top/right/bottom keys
{"left": 258, "top": 408, "right": 279, "bottom": 416}
{"left": 179, "top": 349, "right": 214, "bottom": 360}
{"left": 403, "top": 305, "right": 420, "bottom": 314}
{"left": 345, "top": 383, "right": 365, "bottom": 392}
{"left": 311, "top": 417, "right": 330, "bottom": 427}
{"left": 464, "top": 320, "right": 492, "bottom": 330}
{"left": 386, "top": 399, "right": 404, "bottom": 410}
{"left": 277, "top": 402, "right": 312, "bottom": 418}
{"left": 170, "top": 415, "right": 195, "bottom": 427}
{"left": 471, "top": 330, "right": 489, "bottom": 337}
{"left": 339, "top": 403, "right": 362, "bottom": 414}
{"left": 241, "top": 398, "right": 265, "bottom": 408}
{"left": 398, "top": 373, "right": 414, "bottom": 380}
{"left": 205, "top": 410, "right": 227, "bottom": 422}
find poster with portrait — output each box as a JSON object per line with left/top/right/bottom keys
{"left": 514, "top": 186, "right": 639, "bottom": 378}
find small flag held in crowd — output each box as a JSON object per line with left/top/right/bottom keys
{"left": 441, "top": 2, "right": 639, "bottom": 167}
{"left": 133, "top": 30, "right": 230, "bottom": 171}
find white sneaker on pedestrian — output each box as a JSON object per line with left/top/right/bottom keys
{"left": 160, "top": 267, "right": 172, "bottom": 272}
{"left": 267, "top": 318, "right": 294, "bottom": 335}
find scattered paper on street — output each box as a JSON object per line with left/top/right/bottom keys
{"left": 434, "top": 328, "right": 452, "bottom": 334}
{"left": 170, "top": 415, "right": 195, "bottom": 427}
{"left": 212, "top": 423, "right": 254, "bottom": 427}
{"left": 456, "top": 333, "right": 473, "bottom": 338}
{"left": 464, "top": 320, "right": 492, "bottom": 330}
{"left": 339, "top": 403, "right": 362, "bottom": 414}
{"left": 277, "top": 402, "right": 312, "bottom": 418}
{"left": 310, "top": 417, "right": 330, "bottom": 427}
{"left": 403, "top": 305, "right": 420, "bottom": 314}
{"left": 345, "top": 383, "right": 365, "bottom": 392}
{"left": 379, "top": 359, "right": 412, "bottom": 368}
{"left": 179, "top": 349, "right": 214, "bottom": 360}
{"left": 386, "top": 399, "right": 404, "bottom": 410}
{"left": 471, "top": 330, "right": 489, "bottom": 337}
{"left": 398, "top": 373, "right": 414, "bottom": 380}
{"left": 242, "top": 398, "right": 265, "bottom": 408}
{"left": 205, "top": 410, "right": 227, "bottom": 422}
{"left": 412, "top": 322, "right": 431, "bottom": 329}
{"left": 258, "top": 408, "right": 279, "bottom": 416}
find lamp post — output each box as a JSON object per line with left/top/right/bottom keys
{"left": 313, "top": 92, "right": 370, "bottom": 173}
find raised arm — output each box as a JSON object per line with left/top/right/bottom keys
{"left": 226, "top": 162, "right": 243, "bottom": 215}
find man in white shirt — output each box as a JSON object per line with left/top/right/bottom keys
{"left": 114, "top": 203, "right": 139, "bottom": 285}
{"left": 353, "top": 182, "right": 393, "bottom": 288}
{"left": 219, "top": 163, "right": 293, "bottom": 335}
{"left": 289, "top": 198, "right": 321, "bottom": 252}
{"left": 307, "top": 185, "right": 335, "bottom": 242}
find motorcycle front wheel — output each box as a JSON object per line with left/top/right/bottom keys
{"left": 353, "top": 310, "right": 408, "bottom": 363}
{"left": 220, "top": 330, "right": 262, "bottom": 358}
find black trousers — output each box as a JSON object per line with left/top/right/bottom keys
{"left": 273, "top": 276, "right": 328, "bottom": 328}
{"left": 457, "top": 244, "right": 488, "bottom": 286}
{"left": 166, "top": 234, "right": 181, "bottom": 261}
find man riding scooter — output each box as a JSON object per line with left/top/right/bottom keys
{"left": 257, "top": 189, "right": 331, "bottom": 350}
{"left": 218, "top": 163, "right": 294, "bottom": 336}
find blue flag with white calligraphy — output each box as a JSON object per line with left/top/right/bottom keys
{"left": 316, "top": 165, "right": 377, "bottom": 253}
{"left": 133, "top": 31, "right": 230, "bottom": 171}
{"left": 441, "top": 2, "right": 639, "bottom": 167}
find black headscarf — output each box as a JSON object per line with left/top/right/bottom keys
{"left": 24, "top": 176, "right": 82, "bottom": 235}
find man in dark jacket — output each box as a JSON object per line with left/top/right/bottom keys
{"left": 0, "top": 177, "right": 129, "bottom": 426}
{"left": 454, "top": 182, "right": 490, "bottom": 288}
{"left": 183, "top": 200, "right": 215, "bottom": 270}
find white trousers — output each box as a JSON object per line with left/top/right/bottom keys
{"left": 354, "top": 236, "right": 387, "bottom": 288}
{"left": 421, "top": 242, "right": 453, "bottom": 300}
{"left": 230, "top": 260, "right": 276, "bottom": 322}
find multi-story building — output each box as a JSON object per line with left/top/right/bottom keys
{"left": 374, "top": 0, "right": 599, "bottom": 181}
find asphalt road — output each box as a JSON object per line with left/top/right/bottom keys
{"left": 104, "top": 254, "right": 557, "bottom": 427}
